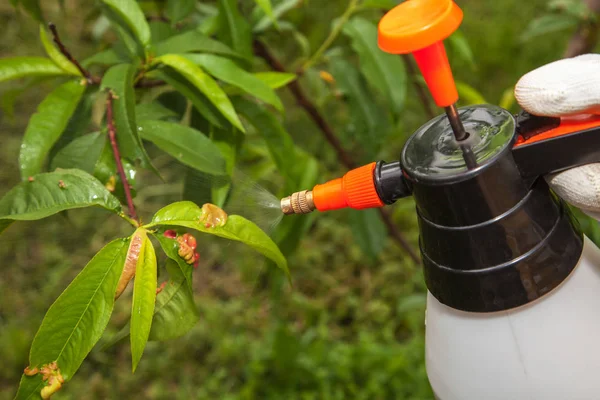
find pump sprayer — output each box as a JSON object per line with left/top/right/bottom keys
{"left": 281, "top": 0, "right": 600, "bottom": 399}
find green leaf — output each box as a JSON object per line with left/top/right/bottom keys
{"left": 348, "top": 208, "right": 387, "bottom": 262}
{"left": 146, "top": 201, "right": 288, "bottom": 275}
{"left": 82, "top": 48, "right": 125, "bottom": 68}
{"left": 130, "top": 230, "right": 157, "bottom": 372}
{"left": 166, "top": 0, "right": 196, "bottom": 24}
{"left": 217, "top": 0, "right": 253, "bottom": 60}
{"left": 93, "top": 142, "right": 139, "bottom": 204}
{"left": 50, "top": 132, "right": 106, "bottom": 174}
{"left": 1, "top": 76, "right": 50, "bottom": 123}
{"left": 152, "top": 231, "right": 194, "bottom": 289}
{"left": 360, "top": 0, "right": 399, "bottom": 9}
{"left": 520, "top": 14, "right": 578, "bottom": 42}
{"left": 14, "top": 373, "right": 45, "bottom": 400}
{"left": 153, "top": 29, "right": 242, "bottom": 59}
{"left": 254, "top": 72, "right": 297, "bottom": 89}
{"left": 154, "top": 54, "right": 245, "bottom": 131}
{"left": 18, "top": 0, "right": 43, "bottom": 22}
{"left": 456, "top": 81, "right": 487, "bottom": 105}
{"left": 102, "top": 0, "right": 151, "bottom": 47}
{"left": 101, "top": 64, "right": 155, "bottom": 169}
{"left": 0, "top": 169, "right": 122, "bottom": 234}
{"left": 0, "top": 57, "right": 67, "bottom": 83}
{"left": 19, "top": 79, "right": 86, "bottom": 178}
{"left": 447, "top": 30, "right": 476, "bottom": 70}
{"left": 49, "top": 90, "right": 95, "bottom": 161}
{"left": 253, "top": 0, "right": 299, "bottom": 33}
{"left": 138, "top": 119, "right": 227, "bottom": 176}
{"left": 39, "top": 25, "right": 81, "bottom": 76}
{"left": 150, "top": 260, "right": 199, "bottom": 341}
{"left": 158, "top": 69, "right": 229, "bottom": 128}
{"left": 342, "top": 17, "right": 406, "bottom": 114}
{"left": 184, "top": 53, "right": 284, "bottom": 111}
{"left": 27, "top": 239, "right": 129, "bottom": 380}
{"left": 329, "top": 58, "right": 388, "bottom": 158}
{"left": 499, "top": 86, "right": 516, "bottom": 111}
{"left": 135, "top": 102, "right": 178, "bottom": 122}
{"left": 253, "top": 0, "right": 275, "bottom": 24}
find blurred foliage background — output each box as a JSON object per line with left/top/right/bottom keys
{"left": 1, "top": 0, "right": 598, "bottom": 399}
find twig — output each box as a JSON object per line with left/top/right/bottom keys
{"left": 253, "top": 39, "right": 420, "bottom": 264}
{"left": 563, "top": 0, "right": 600, "bottom": 58}
{"left": 402, "top": 55, "right": 436, "bottom": 119}
{"left": 106, "top": 93, "right": 139, "bottom": 222}
{"left": 48, "top": 23, "right": 101, "bottom": 85}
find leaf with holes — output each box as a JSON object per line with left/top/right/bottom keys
{"left": 146, "top": 201, "right": 288, "bottom": 276}
{"left": 19, "top": 79, "right": 85, "bottom": 178}
{"left": 0, "top": 169, "right": 122, "bottom": 234}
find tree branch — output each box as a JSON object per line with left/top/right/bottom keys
{"left": 253, "top": 39, "right": 420, "bottom": 264}
{"left": 48, "top": 23, "right": 101, "bottom": 84}
{"left": 106, "top": 93, "right": 139, "bottom": 222}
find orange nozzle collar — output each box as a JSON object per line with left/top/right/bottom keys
{"left": 312, "top": 162, "right": 384, "bottom": 212}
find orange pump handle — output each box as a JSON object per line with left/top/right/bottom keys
{"left": 313, "top": 162, "right": 384, "bottom": 212}
{"left": 378, "top": 0, "right": 463, "bottom": 107}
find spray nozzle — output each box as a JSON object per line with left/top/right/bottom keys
{"left": 281, "top": 161, "right": 411, "bottom": 215}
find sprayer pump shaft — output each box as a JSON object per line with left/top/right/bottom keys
{"left": 444, "top": 104, "right": 478, "bottom": 169}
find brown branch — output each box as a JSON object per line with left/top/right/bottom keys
{"left": 253, "top": 39, "right": 420, "bottom": 264}
{"left": 48, "top": 23, "right": 101, "bottom": 85}
{"left": 402, "top": 55, "right": 436, "bottom": 119}
{"left": 106, "top": 93, "right": 139, "bottom": 222}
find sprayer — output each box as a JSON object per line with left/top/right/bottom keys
{"left": 280, "top": 1, "right": 600, "bottom": 399}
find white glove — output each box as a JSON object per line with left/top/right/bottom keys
{"left": 514, "top": 53, "right": 600, "bottom": 218}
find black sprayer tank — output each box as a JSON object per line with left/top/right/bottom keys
{"left": 399, "top": 104, "right": 583, "bottom": 312}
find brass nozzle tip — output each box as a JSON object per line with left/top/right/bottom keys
{"left": 281, "top": 190, "right": 315, "bottom": 215}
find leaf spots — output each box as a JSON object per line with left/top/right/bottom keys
{"left": 23, "top": 366, "right": 39, "bottom": 376}
{"left": 58, "top": 180, "right": 66, "bottom": 189}
{"left": 177, "top": 233, "right": 199, "bottom": 266}
{"left": 28, "top": 176, "right": 35, "bottom": 182}
{"left": 156, "top": 281, "right": 167, "bottom": 294}
{"left": 199, "top": 203, "right": 228, "bottom": 228}
{"left": 163, "top": 229, "right": 177, "bottom": 239}
{"left": 24, "top": 362, "right": 65, "bottom": 399}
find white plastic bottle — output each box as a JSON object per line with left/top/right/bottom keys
{"left": 426, "top": 234, "right": 600, "bottom": 400}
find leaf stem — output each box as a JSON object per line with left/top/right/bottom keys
{"left": 254, "top": 39, "right": 421, "bottom": 264}
{"left": 301, "top": 0, "right": 360, "bottom": 72}
{"left": 48, "top": 23, "right": 101, "bottom": 85}
{"left": 106, "top": 92, "right": 139, "bottom": 223}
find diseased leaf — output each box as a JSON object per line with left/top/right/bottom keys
{"left": 28, "top": 239, "right": 130, "bottom": 380}
{"left": 138, "top": 119, "right": 227, "bottom": 176}
{"left": 153, "top": 29, "right": 243, "bottom": 59}
{"left": 254, "top": 72, "right": 297, "bottom": 89}
{"left": 217, "top": 0, "right": 253, "bottom": 60}
{"left": 146, "top": 201, "right": 288, "bottom": 275}
{"left": 184, "top": 53, "right": 283, "bottom": 111}
{"left": 102, "top": 0, "right": 151, "bottom": 46}
{"left": 130, "top": 231, "right": 157, "bottom": 372}
{"left": 0, "top": 169, "right": 122, "bottom": 234}
{"left": 50, "top": 132, "right": 106, "bottom": 174}
{"left": 343, "top": 17, "right": 406, "bottom": 114}
{"left": 150, "top": 260, "right": 200, "bottom": 341}
{"left": 101, "top": 64, "right": 155, "bottom": 169}
{"left": 0, "top": 57, "right": 67, "bottom": 83}
{"left": 154, "top": 54, "right": 245, "bottom": 132}
{"left": 348, "top": 208, "right": 387, "bottom": 262}
{"left": 135, "top": 102, "right": 178, "bottom": 122}
{"left": 39, "top": 25, "right": 81, "bottom": 76}
{"left": 19, "top": 79, "right": 86, "bottom": 179}
{"left": 166, "top": 0, "right": 196, "bottom": 24}
{"left": 153, "top": 232, "right": 194, "bottom": 289}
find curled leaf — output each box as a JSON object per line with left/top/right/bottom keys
{"left": 115, "top": 229, "right": 147, "bottom": 299}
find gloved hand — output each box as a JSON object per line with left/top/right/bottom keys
{"left": 515, "top": 53, "right": 600, "bottom": 218}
